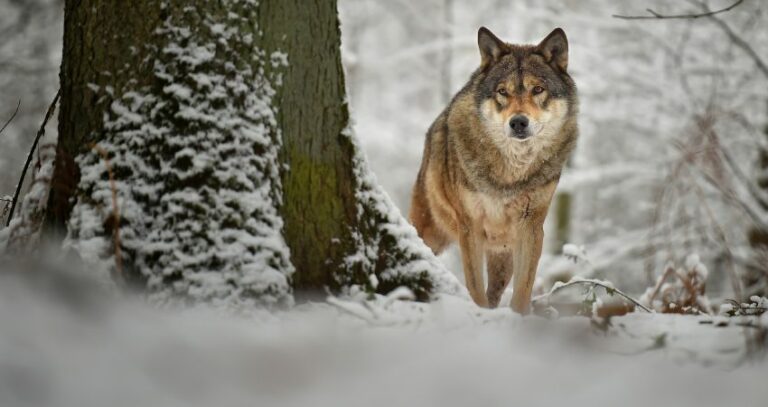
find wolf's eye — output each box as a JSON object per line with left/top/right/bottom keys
{"left": 532, "top": 86, "right": 545, "bottom": 95}
{"left": 497, "top": 88, "right": 508, "bottom": 96}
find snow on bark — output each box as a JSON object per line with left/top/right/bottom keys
{"left": 339, "top": 124, "right": 464, "bottom": 300}
{"left": 64, "top": 5, "right": 293, "bottom": 308}
{"left": 0, "top": 144, "right": 56, "bottom": 252}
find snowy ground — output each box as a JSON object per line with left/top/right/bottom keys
{"left": 1, "top": 265, "right": 766, "bottom": 407}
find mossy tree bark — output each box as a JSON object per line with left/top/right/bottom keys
{"left": 45, "top": 0, "right": 451, "bottom": 304}
{"left": 254, "top": 2, "right": 359, "bottom": 295}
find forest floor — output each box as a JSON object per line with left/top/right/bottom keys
{"left": 1, "top": 268, "right": 766, "bottom": 407}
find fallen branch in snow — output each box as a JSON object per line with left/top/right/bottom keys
{"left": 720, "top": 296, "right": 768, "bottom": 317}
{"left": 612, "top": 0, "right": 743, "bottom": 20}
{"left": 90, "top": 143, "right": 123, "bottom": 282}
{"left": 532, "top": 278, "right": 652, "bottom": 313}
{"left": 6, "top": 90, "right": 59, "bottom": 227}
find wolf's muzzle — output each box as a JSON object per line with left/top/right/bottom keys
{"left": 509, "top": 115, "right": 530, "bottom": 139}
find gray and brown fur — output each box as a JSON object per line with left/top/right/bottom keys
{"left": 409, "top": 27, "right": 578, "bottom": 313}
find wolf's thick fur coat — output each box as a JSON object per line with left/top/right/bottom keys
{"left": 409, "top": 27, "right": 578, "bottom": 313}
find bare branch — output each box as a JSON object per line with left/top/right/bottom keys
{"left": 704, "top": 11, "right": 768, "bottom": 80}
{"left": 0, "top": 100, "right": 21, "bottom": 137}
{"left": 532, "top": 278, "right": 653, "bottom": 313}
{"left": 614, "top": 0, "right": 767, "bottom": 80}
{"left": 6, "top": 90, "right": 60, "bottom": 227}
{"left": 613, "top": 0, "right": 744, "bottom": 20}
{"left": 686, "top": 168, "right": 744, "bottom": 303}
{"left": 718, "top": 140, "right": 768, "bottom": 208}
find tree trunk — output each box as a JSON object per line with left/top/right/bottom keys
{"left": 45, "top": 0, "right": 458, "bottom": 306}
{"left": 254, "top": 2, "right": 360, "bottom": 295}
{"left": 746, "top": 113, "right": 768, "bottom": 296}
{"left": 552, "top": 191, "right": 571, "bottom": 254}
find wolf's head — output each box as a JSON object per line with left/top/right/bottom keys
{"left": 474, "top": 27, "right": 576, "bottom": 144}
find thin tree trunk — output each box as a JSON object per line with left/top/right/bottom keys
{"left": 552, "top": 192, "right": 571, "bottom": 254}
{"left": 746, "top": 110, "right": 768, "bottom": 296}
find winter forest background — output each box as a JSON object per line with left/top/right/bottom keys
{"left": 4, "top": 0, "right": 767, "bottom": 298}
{"left": 1, "top": 1, "right": 768, "bottom": 406}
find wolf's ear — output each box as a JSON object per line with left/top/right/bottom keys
{"left": 478, "top": 27, "right": 507, "bottom": 68}
{"left": 536, "top": 28, "right": 568, "bottom": 72}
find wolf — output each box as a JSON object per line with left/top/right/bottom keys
{"left": 409, "top": 27, "right": 578, "bottom": 314}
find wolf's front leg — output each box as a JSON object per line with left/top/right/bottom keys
{"left": 510, "top": 223, "right": 544, "bottom": 314}
{"left": 458, "top": 224, "right": 488, "bottom": 307}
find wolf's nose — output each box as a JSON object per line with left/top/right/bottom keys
{"left": 509, "top": 115, "right": 529, "bottom": 132}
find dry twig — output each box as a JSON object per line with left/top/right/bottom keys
{"left": 644, "top": 261, "right": 712, "bottom": 314}
{"left": 6, "top": 90, "right": 59, "bottom": 227}
{"left": 0, "top": 100, "right": 20, "bottom": 137}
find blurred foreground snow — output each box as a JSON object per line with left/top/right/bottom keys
{"left": 0, "top": 265, "right": 766, "bottom": 407}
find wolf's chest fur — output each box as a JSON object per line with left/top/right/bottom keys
{"left": 463, "top": 190, "right": 526, "bottom": 248}
{"left": 460, "top": 171, "right": 556, "bottom": 249}
{"left": 475, "top": 135, "right": 549, "bottom": 187}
